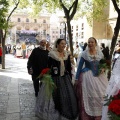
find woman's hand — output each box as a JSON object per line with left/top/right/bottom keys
{"left": 70, "top": 55, "right": 75, "bottom": 65}
{"left": 28, "top": 67, "right": 33, "bottom": 75}
{"left": 100, "top": 68, "right": 105, "bottom": 74}
{"left": 74, "top": 80, "right": 78, "bottom": 85}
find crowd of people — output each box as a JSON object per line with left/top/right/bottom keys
{"left": 14, "top": 42, "right": 36, "bottom": 58}
{"left": 0, "top": 36, "right": 120, "bottom": 119}
{"left": 26, "top": 37, "right": 120, "bottom": 120}
{"left": 4, "top": 42, "right": 40, "bottom": 58}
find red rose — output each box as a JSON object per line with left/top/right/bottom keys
{"left": 109, "top": 100, "right": 120, "bottom": 115}
{"left": 114, "top": 94, "right": 119, "bottom": 99}
{"left": 105, "top": 89, "right": 120, "bottom": 119}
{"left": 37, "top": 68, "right": 50, "bottom": 79}
{"left": 113, "top": 90, "right": 120, "bottom": 99}
{"left": 41, "top": 68, "right": 50, "bottom": 76}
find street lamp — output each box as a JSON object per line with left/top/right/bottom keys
{"left": 64, "top": 22, "right": 66, "bottom": 40}
{"left": 63, "top": 16, "right": 67, "bottom": 40}
{"left": 60, "top": 17, "right": 67, "bottom": 40}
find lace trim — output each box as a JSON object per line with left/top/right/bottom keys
{"left": 82, "top": 71, "right": 107, "bottom": 116}
{"left": 82, "top": 46, "right": 104, "bottom": 61}
{"left": 49, "top": 50, "right": 70, "bottom": 76}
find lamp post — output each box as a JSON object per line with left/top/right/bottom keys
{"left": 63, "top": 16, "right": 67, "bottom": 41}
{"left": 64, "top": 22, "right": 66, "bottom": 40}
{"left": 60, "top": 16, "right": 67, "bottom": 40}
{"left": 14, "top": 27, "right": 16, "bottom": 45}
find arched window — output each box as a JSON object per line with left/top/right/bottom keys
{"left": 43, "top": 20, "right": 46, "bottom": 23}
{"left": 26, "top": 18, "right": 29, "bottom": 22}
{"left": 17, "top": 26, "right": 21, "bottom": 30}
{"left": 18, "top": 18, "right": 21, "bottom": 22}
{"left": 34, "top": 19, "right": 37, "bottom": 23}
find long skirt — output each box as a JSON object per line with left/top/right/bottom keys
{"left": 75, "top": 71, "right": 108, "bottom": 120}
{"left": 16, "top": 49, "right": 22, "bottom": 57}
{"left": 35, "top": 75, "right": 78, "bottom": 120}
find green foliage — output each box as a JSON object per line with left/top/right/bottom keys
{"left": 116, "top": 0, "right": 120, "bottom": 7}
{"left": 73, "top": 1, "right": 82, "bottom": 19}
{"left": 93, "top": 0, "right": 108, "bottom": 19}
{"left": 42, "top": 74, "right": 56, "bottom": 100}
{"left": 19, "top": 0, "right": 80, "bottom": 18}
{"left": 9, "top": 0, "right": 29, "bottom": 9}
{"left": 75, "top": 0, "right": 108, "bottom": 25}
{"left": 10, "top": 0, "right": 107, "bottom": 25}
{"left": 31, "top": 0, "right": 61, "bottom": 15}
{"left": 104, "top": 91, "right": 120, "bottom": 120}
{"left": 0, "top": 0, "right": 9, "bottom": 29}
{"left": 18, "top": 0, "right": 30, "bottom": 8}
{"left": 37, "top": 68, "right": 56, "bottom": 100}
{"left": 108, "top": 111, "right": 120, "bottom": 120}
{"left": 104, "top": 95, "right": 113, "bottom": 106}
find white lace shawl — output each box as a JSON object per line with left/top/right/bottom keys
{"left": 49, "top": 49, "right": 70, "bottom": 76}
{"left": 82, "top": 46, "right": 104, "bottom": 61}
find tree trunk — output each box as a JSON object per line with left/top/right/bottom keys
{"left": 67, "top": 20, "right": 73, "bottom": 56}
{"left": 0, "top": 30, "right": 7, "bottom": 69}
{"left": 107, "top": 14, "right": 120, "bottom": 79}
{"left": 59, "top": 0, "right": 78, "bottom": 56}
{"left": 0, "top": 30, "right": 2, "bottom": 43}
{"left": 109, "top": 14, "right": 120, "bottom": 60}
{"left": 2, "top": 37, "right": 5, "bottom": 69}
{"left": 0, "top": 29, "right": 5, "bottom": 69}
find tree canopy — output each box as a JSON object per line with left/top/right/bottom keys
{"left": 0, "top": 0, "right": 20, "bottom": 69}
{"left": 14, "top": 0, "right": 108, "bottom": 21}
{"left": 0, "top": 0, "right": 9, "bottom": 30}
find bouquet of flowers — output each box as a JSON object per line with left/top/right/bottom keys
{"left": 38, "top": 68, "right": 56, "bottom": 99}
{"left": 98, "top": 59, "right": 110, "bottom": 75}
{"left": 104, "top": 90, "right": 120, "bottom": 120}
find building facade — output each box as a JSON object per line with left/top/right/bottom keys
{"left": 70, "top": 17, "right": 92, "bottom": 43}
{"left": 7, "top": 2, "right": 118, "bottom": 48}
{"left": 8, "top": 12, "right": 51, "bottom": 45}
{"left": 92, "top": 0, "right": 119, "bottom": 47}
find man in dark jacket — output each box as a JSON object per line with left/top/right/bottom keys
{"left": 27, "top": 39, "right": 49, "bottom": 97}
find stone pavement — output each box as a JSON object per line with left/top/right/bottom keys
{"left": 0, "top": 54, "right": 40, "bottom": 120}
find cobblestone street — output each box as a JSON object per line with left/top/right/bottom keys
{"left": 0, "top": 54, "right": 39, "bottom": 120}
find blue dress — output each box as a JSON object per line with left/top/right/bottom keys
{"left": 75, "top": 49, "right": 108, "bottom": 120}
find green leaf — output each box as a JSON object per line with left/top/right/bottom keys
{"left": 41, "top": 74, "right": 56, "bottom": 100}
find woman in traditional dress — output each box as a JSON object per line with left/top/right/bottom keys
{"left": 101, "top": 56, "right": 120, "bottom": 120}
{"left": 16, "top": 43, "right": 22, "bottom": 58}
{"left": 75, "top": 37, "right": 108, "bottom": 120}
{"left": 35, "top": 38, "right": 78, "bottom": 120}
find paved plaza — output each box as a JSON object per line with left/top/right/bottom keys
{"left": 0, "top": 54, "right": 40, "bottom": 120}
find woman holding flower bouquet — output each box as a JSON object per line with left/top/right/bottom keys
{"left": 35, "top": 38, "right": 78, "bottom": 120}
{"left": 75, "top": 37, "right": 108, "bottom": 120}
